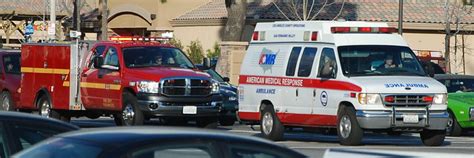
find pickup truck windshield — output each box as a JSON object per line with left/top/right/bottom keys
{"left": 123, "top": 47, "right": 194, "bottom": 69}
{"left": 338, "top": 45, "right": 426, "bottom": 77}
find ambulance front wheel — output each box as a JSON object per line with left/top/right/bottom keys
{"left": 114, "top": 92, "right": 144, "bottom": 126}
{"left": 337, "top": 105, "right": 363, "bottom": 146}
{"left": 260, "top": 104, "right": 284, "bottom": 141}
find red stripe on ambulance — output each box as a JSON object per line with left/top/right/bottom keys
{"left": 239, "top": 112, "right": 337, "bottom": 126}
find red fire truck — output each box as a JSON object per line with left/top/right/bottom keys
{"left": 18, "top": 40, "right": 222, "bottom": 127}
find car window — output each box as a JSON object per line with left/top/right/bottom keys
{"left": 297, "top": 47, "right": 317, "bottom": 77}
{"left": 103, "top": 47, "right": 119, "bottom": 67}
{"left": 132, "top": 143, "right": 215, "bottom": 158}
{"left": 13, "top": 137, "right": 102, "bottom": 158}
{"left": 11, "top": 124, "right": 60, "bottom": 151}
{"left": 205, "top": 69, "right": 224, "bottom": 82}
{"left": 88, "top": 45, "right": 106, "bottom": 68}
{"left": 317, "top": 48, "right": 337, "bottom": 78}
{"left": 2, "top": 54, "right": 21, "bottom": 74}
{"left": 285, "top": 47, "right": 302, "bottom": 76}
{"left": 0, "top": 123, "right": 10, "bottom": 158}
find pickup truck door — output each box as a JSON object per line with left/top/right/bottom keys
{"left": 80, "top": 45, "right": 106, "bottom": 109}
{"left": 96, "top": 46, "right": 122, "bottom": 110}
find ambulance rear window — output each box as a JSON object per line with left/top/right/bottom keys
{"left": 297, "top": 47, "right": 317, "bottom": 77}
{"left": 285, "top": 47, "right": 302, "bottom": 76}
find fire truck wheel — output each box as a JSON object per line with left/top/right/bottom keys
{"left": 420, "top": 130, "right": 445, "bottom": 146}
{"left": 260, "top": 104, "right": 284, "bottom": 141}
{"left": 0, "top": 91, "right": 15, "bottom": 111}
{"left": 337, "top": 106, "right": 363, "bottom": 146}
{"left": 197, "top": 117, "right": 218, "bottom": 128}
{"left": 446, "top": 111, "right": 463, "bottom": 136}
{"left": 117, "top": 92, "right": 144, "bottom": 126}
{"left": 37, "top": 95, "right": 61, "bottom": 120}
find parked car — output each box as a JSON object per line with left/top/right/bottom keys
{"left": 196, "top": 65, "right": 238, "bottom": 126}
{"left": 0, "top": 50, "right": 20, "bottom": 111}
{"left": 0, "top": 111, "right": 79, "bottom": 158}
{"left": 13, "top": 127, "right": 306, "bottom": 158}
{"left": 434, "top": 74, "right": 474, "bottom": 136}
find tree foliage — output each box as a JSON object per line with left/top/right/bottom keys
{"left": 186, "top": 40, "right": 205, "bottom": 64}
{"left": 206, "top": 42, "right": 221, "bottom": 59}
{"left": 169, "top": 38, "right": 184, "bottom": 50}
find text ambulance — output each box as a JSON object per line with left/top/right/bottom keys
{"left": 238, "top": 21, "right": 449, "bottom": 146}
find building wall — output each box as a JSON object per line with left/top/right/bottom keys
{"left": 173, "top": 25, "right": 224, "bottom": 52}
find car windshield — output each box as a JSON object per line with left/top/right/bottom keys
{"left": 205, "top": 69, "right": 224, "bottom": 82}
{"left": 3, "top": 54, "right": 20, "bottom": 74}
{"left": 438, "top": 78, "right": 474, "bottom": 93}
{"left": 13, "top": 137, "right": 103, "bottom": 158}
{"left": 123, "top": 47, "right": 194, "bottom": 69}
{"left": 338, "top": 45, "right": 426, "bottom": 77}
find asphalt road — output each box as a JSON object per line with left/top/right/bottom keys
{"left": 71, "top": 117, "right": 474, "bottom": 158}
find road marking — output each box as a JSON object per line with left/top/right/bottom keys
{"left": 290, "top": 146, "right": 474, "bottom": 150}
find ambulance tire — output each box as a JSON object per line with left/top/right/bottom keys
{"left": 337, "top": 106, "right": 363, "bottom": 146}
{"left": 260, "top": 105, "right": 284, "bottom": 141}
{"left": 446, "top": 111, "right": 463, "bottom": 136}
{"left": 197, "top": 117, "right": 218, "bottom": 129}
{"left": 37, "top": 95, "right": 61, "bottom": 120}
{"left": 0, "top": 91, "right": 15, "bottom": 111}
{"left": 116, "top": 92, "right": 144, "bottom": 126}
{"left": 420, "top": 130, "right": 445, "bottom": 146}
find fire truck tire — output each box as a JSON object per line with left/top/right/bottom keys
{"left": 37, "top": 95, "right": 61, "bottom": 120}
{"left": 0, "top": 91, "right": 15, "bottom": 111}
{"left": 420, "top": 130, "right": 445, "bottom": 146}
{"left": 197, "top": 117, "right": 218, "bottom": 129}
{"left": 115, "top": 92, "right": 144, "bottom": 126}
{"left": 260, "top": 104, "right": 284, "bottom": 141}
{"left": 446, "top": 111, "right": 463, "bottom": 136}
{"left": 337, "top": 105, "right": 363, "bottom": 146}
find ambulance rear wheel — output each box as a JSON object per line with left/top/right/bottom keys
{"left": 337, "top": 106, "right": 363, "bottom": 146}
{"left": 260, "top": 104, "right": 284, "bottom": 141}
{"left": 420, "top": 130, "right": 445, "bottom": 146}
{"left": 0, "top": 91, "right": 15, "bottom": 111}
{"left": 37, "top": 95, "right": 61, "bottom": 120}
{"left": 116, "top": 92, "right": 144, "bottom": 126}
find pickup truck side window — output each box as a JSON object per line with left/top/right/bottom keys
{"left": 88, "top": 46, "right": 106, "bottom": 68}
{"left": 285, "top": 47, "right": 302, "bottom": 76}
{"left": 2, "top": 54, "right": 20, "bottom": 74}
{"left": 103, "top": 47, "right": 119, "bottom": 67}
{"left": 317, "top": 48, "right": 337, "bottom": 78}
{"left": 297, "top": 47, "right": 317, "bottom": 77}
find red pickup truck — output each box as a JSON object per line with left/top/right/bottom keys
{"left": 0, "top": 50, "right": 21, "bottom": 111}
{"left": 17, "top": 41, "right": 222, "bottom": 127}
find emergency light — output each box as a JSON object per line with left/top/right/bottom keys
{"left": 331, "top": 27, "right": 397, "bottom": 33}
{"left": 109, "top": 36, "right": 167, "bottom": 42}
{"left": 252, "top": 31, "right": 266, "bottom": 41}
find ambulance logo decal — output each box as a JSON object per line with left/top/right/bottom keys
{"left": 320, "top": 91, "right": 328, "bottom": 106}
{"left": 258, "top": 48, "right": 279, "bottom": 73}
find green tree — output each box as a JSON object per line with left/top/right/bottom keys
{"left": 206, "top": 42, "right": 221, "bottom": 59}
{"left": 186, "top": 40, "right": 205, "bottom": 64}
{"left": 169, "top": 38, "right": 184, "bottom": 50}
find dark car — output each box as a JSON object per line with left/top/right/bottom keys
{"left": 0, "top": 50, "right": 21, "bottom": 111}
{"left": 13, "top": 127, "right": 306, "bottom": 158}
{"left": 0, "top": 111, "right": 79, "bottom": 158}
{"left": 196, "top": 65, "right": 238, "bottom": 126}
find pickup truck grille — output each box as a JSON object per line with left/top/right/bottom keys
{"left": 161, "top": 78, "right": 212, "bottom": 96}
{"left": 383, "top": 95, "right": 431, "bottom": 108}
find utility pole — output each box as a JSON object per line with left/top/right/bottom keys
{"left": 398, "top": 0, "right": 403, "bottom": 35}
{"left": 99, "top": 0, "right": 108, "bottom": 41}
{"left": 49, "top": 0, "right": 56, "bottom": 40}
{"left": 74, "top": 0, "right": 81, "bottom": 33}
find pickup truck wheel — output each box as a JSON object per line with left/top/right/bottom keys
{"left": 420, "top": 130, "right": 445, "bottom": 146}
{"left": 260, "top": 105, "right": 284, "bottom": 141}
{"left": 197, "top": 117, "right": 218, "bottom": 128}
{"left": 337, "top": 106, "right": 363, "bottom": 146}
{"left": 0, "top": 91, "right": 14, "bottom": 111}
{"left": 37, "top": 95, "right": 61, "bottom": 120}
{"left": 446, "top": 111, "right": 463, "bottom": 136}
{"left": 117, "top": 92, "right": 144, "bottom": 126}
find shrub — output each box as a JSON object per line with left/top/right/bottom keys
{"left": 186, "top": 40, "right": 205, "bottom": 64}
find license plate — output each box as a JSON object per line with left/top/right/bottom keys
{"left": 183, "top": 106, "right": 197, "bottom": 114}
{"left": 403, "top": 114, "right": 419, "bottom": 123}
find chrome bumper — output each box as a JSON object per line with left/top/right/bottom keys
{"left": 356, "top": 108, "right": 449, "bottom": 130}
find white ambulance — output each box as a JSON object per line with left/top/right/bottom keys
{"left": 238, "top": 21, "right": 449, "bottom": 146}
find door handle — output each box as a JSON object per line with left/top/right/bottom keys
{"left": 296, "top": 89, "right": 299, "bottom": 97}
{"left": 113, "top": 80, "right": 121, "bottom": 84}
{"left": 313, "top": 89, "right": 316, "bottom": 97}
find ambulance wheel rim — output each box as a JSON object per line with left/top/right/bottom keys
{"left": 262, "top": 112, "right": 273, "bottom": 135}
{"left": 122, "top": 104, "right": 135, "bottom": 125}
{"left": 446, "top": 114, "right": 454, "bottom": 134}
{"left": 40, "top": 101, "right": 51, "bottom": 118}
{"left": 2, "top": 95, "right": 10, "bottom": 111}
{"left": 339, "top": 115, "right": 352, "bottom": 139}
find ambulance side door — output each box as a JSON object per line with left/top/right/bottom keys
{"left": 314, "top": 47, "right": 339, "bottom": 125}
{"left": 282, "top": 46, "right": 302, "bottom": 120}
{"left": 293, "top": 46, "right": 318, "bottom": 125}
{"left": 80, "top": 45, "right": 106, "bottom": 109}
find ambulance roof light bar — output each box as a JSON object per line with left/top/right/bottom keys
{"left": 109, "top": 36, "right": 166, "bottom": 42}
{"left": 331, "top": 27, "right": 397, "bottom": 33}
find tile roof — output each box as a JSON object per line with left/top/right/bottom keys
{"left": 173, "top": 0, "right": 474, "bottom": 24}
{"left": 0, "top": 0, "right": 94, "bottom": 17}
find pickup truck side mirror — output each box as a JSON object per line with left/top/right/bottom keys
{"left": 93, "top": 56, "right": 104, "bottom": 69}
{"left": 223, "top": 77, "right": 230, "bottom": 82}
{"left": 202, "top": 58, "right": 211, "bottom": 70}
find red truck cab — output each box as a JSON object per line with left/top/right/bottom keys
{"left": 0, "top": 50, "right": 21, "bottom": 111}
{"left": 19, "top": 41, "right": 222, "bottom": 127}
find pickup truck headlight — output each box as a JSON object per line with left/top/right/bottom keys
{"left": 358, "top": 93, "right": 381, "bottom": 105}
{"left": 433, "top": 93, "right": 447, "bottom": 104}
{"left": 211, "top": 80, "right": 220, "bottom": 94}
{"left": 136, "top": 81, "right": 160, "bottom": 93}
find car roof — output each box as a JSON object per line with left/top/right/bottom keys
{"left": 0, "top": 49, "right": 20, "bottom": 55}
{"left": 57, "top": 127, "right": 282, "bottom": 148}
{"left": 95, "top": 42, "right": 176, "bottom": 49}
{"left": 433, "top": 74, "right": 474, "bottom": 80}
{"left": 0, "top": 111, "right": 79, "bottom": 130}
